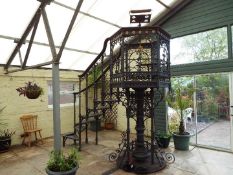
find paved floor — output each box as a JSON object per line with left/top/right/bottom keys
{"left": 195, "top": 120, "right": 231, "bottom": 149}
{"left": 0, "top": 130, "right": 233, "bottom": 175}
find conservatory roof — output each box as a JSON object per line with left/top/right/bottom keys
{"left": 0, "top": 0, "right": 184, "bottom": 71}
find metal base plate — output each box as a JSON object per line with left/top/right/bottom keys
{"left": 116, "top": 150, "right": 166, "bottom": 174}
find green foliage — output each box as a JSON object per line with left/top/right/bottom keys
{"left": 183, "top": 28, "right": 227, "bottom": 61}
{"left": 167, "top": 79, "right": 194, "bottom": 134}
{"left": 0, "top": 129, "right": 15, "bottom": 139}
{"left": 167, "top": 81, "right": 194, "bottom": 118}
{"left": 88, "top": 66, "right": 102, "bottom": 85}
{"left": 168, "top": 122, "right": 179, "bottom": 134}
{"left": 47, "top": 148, "right": 79, "bottom": 172}
{"left": 155, "top": 130, "right": 171, "bottom": 138}
{"left": 16, "top": 81, "right": 43, "bottom": 97}
{"left": 174, "top": 28, "right": 227, "bottom": 63}
{"left": 196, "top": 73, "right": 228, "bottom": 119}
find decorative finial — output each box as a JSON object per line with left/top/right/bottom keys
{"left": 129, "top": 9, "right": 151, "bottom": 26}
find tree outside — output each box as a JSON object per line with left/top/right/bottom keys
{"left": 171, "top": 27, "right": 228, "bottom": 64}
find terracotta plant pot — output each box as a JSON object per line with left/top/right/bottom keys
{"left": 105, "top": 122, "right": 114, "bottom": 130}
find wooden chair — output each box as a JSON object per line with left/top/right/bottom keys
{"left": 20, "top": 114, "right": 43, "bottom": 147}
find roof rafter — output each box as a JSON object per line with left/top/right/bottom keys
{"left": 22, "top": 11, "right": 41, "bottom": 68}
{"left": 156, "top": 0, "right": 171, "bottom": 9}
{"left": 42, "top": 8, "right": 57, "bottom": 63}
{"left": 0, "top": 34, "right": 98, "bottom": 55}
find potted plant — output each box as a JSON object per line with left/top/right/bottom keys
{"left": 166, "top": 82, "right": 194, "bottom": 150}
{"left": 104, "top": 120, "right": 114, "bottom": 130}
{"left": 0, "top": 106, "right": 15, "bottom": 153}
{"left": 104, "top": 112, "right": 116, "bottom": 130}
{"left": 46, "top": 148, "right": 79, "bottom": 175}
{"left": 16, "top": 81, "right": 43, "bottom": 99}
{"left": 155, "top": 131, "right": 171, "bottom": 148}
{"left": 0, "top": 129, "right": 15, "bottom": 153}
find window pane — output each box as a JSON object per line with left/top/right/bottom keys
{"left": 48, "top": 81, "right": 78, "bottom": 106}
{"left": 170, "top": 27, "right": 228, "bottom": 65}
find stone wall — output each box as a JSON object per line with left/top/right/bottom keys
{"left": 0, "top": 66, "right": 81, "bottom": 145}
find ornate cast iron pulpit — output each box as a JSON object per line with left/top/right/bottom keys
{"left": 109, "top": 10, "right": 172, "bottom": 174}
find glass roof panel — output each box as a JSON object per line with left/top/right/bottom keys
{"left": 17, "top": 43, "right": 52, "bottom": 66}
{"left": 54, "top": 0, "right": 79, "bottom": 8}
{"left": 161, "top": 0, "right": 178, "bottom": 6}
{"left": 11, "top": 54, "right": 21, "bottom": 66}
{"left": 59, "top": 51, "right": 95, "bottom": 70}
{"left": 79, "top": 0, "right": 99, "bottom": 12}
{"left": 82, "top": 0, "right": 165, "bottom": 27}
{"left": 66, "top": 15, "right": 118, "bottom": 53}
{"left": 43, "top": 4, "right": 76, "bottom": 45}
{"left": 27, "top": 17, "right": 48, "bottom": 45}
{"left": 0, "top": 38, "right": 16, "bottom": 64}
{"left": 0, "top": 0, "right": 39, "bottom": 38}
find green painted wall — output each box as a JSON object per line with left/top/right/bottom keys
{"left": 162, "top": 0, "right": 233, "bottom": 38}
{"left": 171, "top": 59, "right": 233, "bottom": 76}
{"left": 154, "top": 93, "right": 167, "bottom": 133}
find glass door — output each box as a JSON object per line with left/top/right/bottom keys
{"left": 195, "top": 73, "right": 231, "bottom": 150}
{"left": 229, "top": 73, "right": 233, "bottom": 152}
{"left": 169, "top": 73, "right": 232, "bottom": 151}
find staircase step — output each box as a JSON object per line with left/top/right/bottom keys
{"left": 63, "top": 133, "right": 79, "bottom": 140}
{"left": 74, "top": 122, "right": 86, "bottom": 131}
{"left": 96, "top": 106, "right": 110, "bottom": 110}
{"left": 80, "top": 112, "right": 103, "bottom": 118}
{"left": 89, "top": 112, "right": 103, "bottom": 117}
{"left": 95, "top": 99, "right": 118, "bottom": 103}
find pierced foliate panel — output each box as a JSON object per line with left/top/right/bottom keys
{"left": 160, "top": 41, "right": 170, "bottom": 76}
{"left": 110, "top": 27, "right": 170, "bottom": 89}
{"left": 127, "top": 46, "right": 151, "bottom": 73}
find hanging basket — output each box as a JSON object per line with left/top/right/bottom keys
{"left": 16, "top": 81, "right": 43, "bottom": 99}
{"left": 25, "top": 89, "right": 42, "bottom": 99}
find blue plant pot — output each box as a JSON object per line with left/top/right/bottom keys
{"left": 173, "top": 133, "right": 191, "bottom": 151}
